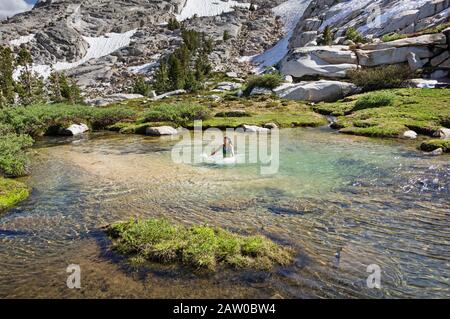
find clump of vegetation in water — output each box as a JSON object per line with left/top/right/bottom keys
{"left": 0, "top": 131, "right": 33, "bottom": 177}
{"left": 141, "top": 103, "right": 211, "bottom": 126}
{"left": 106, "top": 219, "right": 294, "bottom": 271}
{"left": 420, "top": 140, "right": 450, "bottom": 153}
{"left": 0, "top": 177, "right": 29, "bottom": 211}
{"left": 244, "top": 74, "right": 283, "bottom": 96}
{"left": 353, "top": 92, "right": 395, "bottom": 111}
{"left": 348, "top": 65, "right": 412, "bottom": 92}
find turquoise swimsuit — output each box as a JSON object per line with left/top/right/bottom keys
{"left": 223, "top": 144, "right": 233, "bottom": 158}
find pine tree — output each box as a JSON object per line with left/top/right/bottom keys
{"left": 15, "top": 47, "right": 45, "bottom": 105}
{"left": 48, "top": 71, "right": 63, "bottom": 103}
{"left": 59, "top": 73, "right": 83, "bottom": 104}
{"left": 153, "top": 59, "right": 170, "bottom": 93}
{"left": 0, "top": 46, "right": 16, "bottom": 106}
{"left": 223, "top": 30, "right": 231, "bottom": 42}
{"left": 132, "top": 75, "right": 151, "bottom": 96}
{"left": 322, "top": 25, "right": 333, "bottom": 45}
{"left": 167, "top": 17, "right": 180, "bottom": 31}
{"left": 168, "top": 54, "right": 185, "bottom": 90}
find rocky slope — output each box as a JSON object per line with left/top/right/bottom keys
{"left": 0, "top": 0, "right": 449, "bottom": 100}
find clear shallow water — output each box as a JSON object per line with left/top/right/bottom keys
{"left": 0, "top": 129, "right": 449, "bottom": 298}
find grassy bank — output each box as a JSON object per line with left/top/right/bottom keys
{"left": 314, "top": 89, "right": 450, "bottom": 138}
{"left": 0, "top": 177, "right": 29, "bottom": 212}
{"left": 108, "top": 94, "right": 327, "bottom": 133}
{"left": 106, "top": 219, "right": 294, "bottom": 271}
{"left": 0, "top": 103, "right": 137, "bottom": 177}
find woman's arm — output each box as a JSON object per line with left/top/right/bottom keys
{"left": 211, "top": 146, "right": 221, "bottom": 156}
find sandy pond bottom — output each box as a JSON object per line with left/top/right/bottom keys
{"left": 0, "top": 128, "right": 449, "bottom": 298}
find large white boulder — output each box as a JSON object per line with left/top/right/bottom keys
{"left": 357, "top": 46, "right": 434, "bottom": 67}
{"left": 280, "top": 46, "right": 358, "bottom": 78}
{"left": 403, "top": 130, "right": 418, "bottom": 139}
{"left": 146, "top": 126, "right": 178, "bottom": 136}
{"left": 242, "top": 125, "right": 270, "bottom": 133}
{"left": 59, "top": 123, "right": 89, "bottom": 136}
{"left": 437, "top": 128, "right": 450, "bottom": 140}
{"left": 273, "top": 80, "right": 357, "bottom": 103}
{"left": 360, "top": 34, "right": 447, "bottom": 51}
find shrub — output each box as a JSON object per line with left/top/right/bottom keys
{"left": 244, "top": 74, "right": 283, "bottom": 96}
{"left": 132, "top": 75, "right": 152, "bottom": 97}
{"left": 142, "top": 103, "right": 211, "bottom": 125}
{"left": 345, "top": 27, "right": 366, "bottom": 43}
{"left": 382, "top": 33, "right": 408, "bottom": 42}
{"left": 0, "top": 104, "right": 137, "bottom": 136}
{"left": 106, "top": 218, "right": 294, "bottom": 271}
{"left": 348, "top": 65, "right": 412, "bottom": 92}
{"left": 0, "top": 134, "right": 34, "bottom": 177}
{"left": 353, "top": 92, "right": 395, "bottom": 111}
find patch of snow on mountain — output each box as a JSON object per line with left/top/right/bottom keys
{"left": 10, "top": 34, "right": 36, "bottom": 46}
{"left": 176, "top": 0, "right": 251, "bottom": 21}
{"left": 248, "top": 0, "right": 313, "bottom": 71}
{"left": 14, "top": 30, "right": 137, "bottom": 79}
{"left": 128, "top": 62, "right": 158, "bottom": 74}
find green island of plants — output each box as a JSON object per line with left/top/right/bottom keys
{"left": 105, "top": 219, "right": 294, "bottom": 271}
{"left": 0, "top": 177, "right": 29, "bottom": 212}
{"left": 314, "top": 89, "right": 450, "bottom": 138}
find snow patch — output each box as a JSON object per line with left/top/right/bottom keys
{"left": 14, "top": 29, "right": 137, "bottom": 79}
{"left": 128, "top": 62, "right": 158, "bottom": 74}
{"left": 10, "top": 34, "right": 36, "bottom": 46}
{"left": 243, "top": 0, "right": 313, "bottom": 71}
{"left": 176, "top": 0, "right": 251, "bottom": 21}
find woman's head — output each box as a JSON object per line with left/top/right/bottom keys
{"left": 224, "top": 136, "right": 232, "bottom": 145}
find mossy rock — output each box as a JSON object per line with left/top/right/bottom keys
{"left": 105, "top": 219, "right": 294, "bottom": 271}
{"left": 0, "top": 178, "right": 30, "bottom": 212}
{"left": 420, "top": 140, "right": 450, "bottom": 153}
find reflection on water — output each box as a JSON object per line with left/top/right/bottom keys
{"left": 0, "top": 129, "right": 449, "bottom": 298}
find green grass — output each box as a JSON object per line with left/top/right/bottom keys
{"left": 140, "top": 103, "right": 211, "bottom": 126}
{"left": 0, "top": 177, "right": 29, "bottom": 212}
{"left": 319, "top": 89, "right": 450, "bottom": 138}
{"left": 353, "top": 92, "right": 395, "bottom": 111}
{"left": 106, "top": 219, "right": 294, "bottom": 271}
{"left": 382, "top": 33, "right": 408, "bottom": 42}
{"left": 420, "top": 140, "right": 450, "bottom": 153}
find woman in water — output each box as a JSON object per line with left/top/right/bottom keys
{"left": 211, "top": 136, "right": 235, "bottom": 158}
